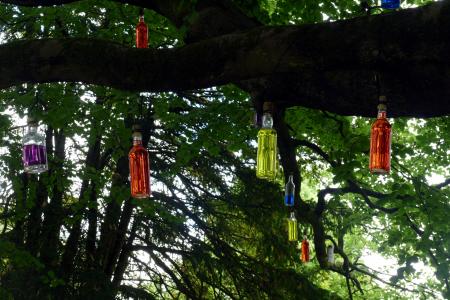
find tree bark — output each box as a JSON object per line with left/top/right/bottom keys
{"left": 85, "top": 136, "right": 102, "bottom": 268}
{"left": 39, "top": 128, "right": 66, "bottom": 267}
{"left": 96, "top": 155, "right": 129, "bottom": 272}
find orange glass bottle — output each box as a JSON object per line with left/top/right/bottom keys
{"left": 129, "top": 127, "right": 150, "bottom": 198}
{"left": 369, "top": 97, "right": 392, "bottom": 174}
{"left": 301, "top": 236, "right": 309, "bottom": 263}
{"left": 136, "top": 15, "right": 148, "bottom": 49}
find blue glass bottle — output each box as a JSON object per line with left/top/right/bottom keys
{"left": 22, "top": 117, "right": 48, "bottom": 174}
{"left": 284, "top": 174, "right": 295, "bottom": 206}
{"left": 381, "top": 0, "right": 400, "bottom": 9}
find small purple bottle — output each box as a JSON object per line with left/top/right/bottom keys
{"left": 22, "top": 117, "right": 48, "bottom": 174}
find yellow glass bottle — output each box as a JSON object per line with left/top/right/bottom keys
{"left": 288, "top": 212, "right": 298, "bottom": 241}
{"left": 256, "top": 103, "right": 277, "bottom": 180}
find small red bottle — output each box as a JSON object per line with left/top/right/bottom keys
{"left": 301, "top": 236, "right": 309, "bottom": 263}
{"left": 129, "top": 126, "right": 150, "bottom": 198}
{"left": 136, "top": 15, "right": 148, "bottom": 49}
{"left": 369, "top": 96, "right": 392, "bottom": 174}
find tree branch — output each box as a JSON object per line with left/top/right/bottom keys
{"left": 293, "top": 139, "right": 336, "bottom": 167}
{"left": 316, "top": 187, "right": 353, "bottom": 215}
{"left": 117, "top": 285, "right": 156, "bottom": 300}
{"left": 434, "top": 178, "right": 450, "bottom": 189}
{"left": 346, "top": 180, "right": 398, "bottom": 214}
{"left": 1, "top": 1, "right": 450, "bottom": 117}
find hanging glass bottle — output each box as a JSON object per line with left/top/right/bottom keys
{"left": 301, "top": 236, "right": 309, "bottom": 263}
{"left": 284, "top": 174, "right": 295, "bottom": 206}
{"left": 256, "top": 102, "right": 277, "bottom": 180}
{"left": 369, "top": 96, "right": 391, "bottom": 174}
{"left": 129, "top": 125, "right": 150, "bottom": 198}
{"left": 327, "top": 244, "right": 334, "bottom": 264}
{"left": 22, "top": 117, "right": 48, "bottom": 174}
{"left": 287, "top": 212, "right": 298, "bottom": 241}
{"left": 136, "top": 14, "right": 148, "bottom": 48}
{"left": 381, "top": 0, "right": 400, "bottom": 9}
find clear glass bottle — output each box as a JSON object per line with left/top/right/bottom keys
{"left": 381, "top": 0, "right": 400, "bottom": 9}
{"left": 129, "top": 126, "right": 150, "bottom": 198}
{"left": 22, "top": 117, "right": 48, "bottom": 174}
{"left": 284, "top": 174, "right": 295, "bottom": 206}
{"left": 256, "top": 102, "right": 277, "bottom": 180}
{"left": 287, "top": 212, "right": 298, "bottom": 241}
{"left": 301, "top": 236, "right": 309, "bottom": 263}
{"left": 136, "top": 15, "right": 148, "bottom": 49}
{"left": 369, "top": 98, "right": 392, "bottom": 174}
{"left": 327, "top": 244, "right": 334, "bottom": 264}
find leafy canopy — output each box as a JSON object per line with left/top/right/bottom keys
{"left": 0, "top": 0, "right": 448, "bottom": 299}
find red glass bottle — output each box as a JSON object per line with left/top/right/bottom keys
{"left": 369, "top": 98, "right": 392, "bottom": 174}
{"left": 129, "top": 128, "right": 150, "bottom": 198}
{"left": 136, "top": 15, "right": 148, "bottom": 49}
{"left": 301, "top": 237, "right": 309, "bottom": 263}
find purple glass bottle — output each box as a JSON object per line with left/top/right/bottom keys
{"left": 22, "top": 118, "right": 48, "bottom": 174}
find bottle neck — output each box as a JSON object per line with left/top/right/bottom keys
{"left": 261, "top": 113, "right": 273, "bottom": 129}
{"left": 28, "top": 125, "right": 38, "bottom": 133}
{"left": 133, "top": 134, "right": 143, "bottom": 146}
{"left": 288, "top": 175, "right": 293, "bottom": 183}
{"left": 139, "top": 16, "right": 145, "bottom": 23}
{"left": 289, "top": 212, "right": 296, "bottom": 220}
{"left": 377, "top": 110, "right": 387, "bottom": 119}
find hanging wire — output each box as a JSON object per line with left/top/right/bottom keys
{"left": 9, "top": 88, "right": 42, "bottom": 132}
{"left": 374, "top": 72, "right": 387, "bottom": 104}
{"left": 375, "top": 72, "right": 381, "bottom": 97}
{"left": 139, "top": 94, "right": 144, "bottom": 122}
{"left": 29, "top": 87, "right": 45, "bottom": 125}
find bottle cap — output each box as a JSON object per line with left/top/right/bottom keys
{"left": 263, "top": 102, "right": 274, "bottom": 112}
